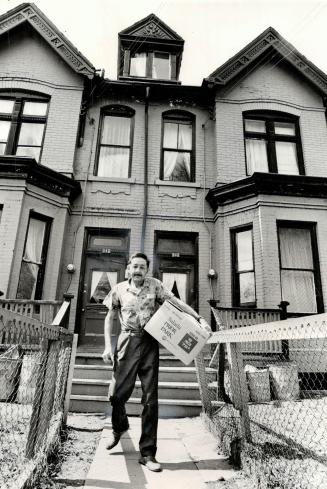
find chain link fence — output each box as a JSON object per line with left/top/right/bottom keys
{"left": 0, "top": 306, "right": 74, "bottom": 489}
{"left": 195, "top": 307, "right": 327, "bottom": 489}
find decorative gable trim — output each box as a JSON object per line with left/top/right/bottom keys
{"left": 204, "top": 27, "right": 327, "bottom": 95}
{"left": 119, "top": 13, "right": 184, "bottom": 42}
{"left": 0, "top": 3, "right": 95, "bottom": 79}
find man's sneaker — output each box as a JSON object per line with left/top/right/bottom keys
{"left": 139, "top": 455, "right": 162, "bottom": 472}
{"left": 106, "top": 430, "right": 127, "bottom": 450}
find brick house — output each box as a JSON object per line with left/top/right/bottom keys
{"left": 1, "top": 4, "right": 327, "bottom": 411}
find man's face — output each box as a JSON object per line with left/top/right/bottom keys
{"left": 129, "top": 257, "right": 148, "bottom": 285}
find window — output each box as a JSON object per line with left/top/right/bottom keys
{"left": 0, "top": 94, "right": 48, "bottom": 162}
{"left": 232, "top": 226, "right": 256, "bottom": 306}
{"left": 278, "top": 223, "right": 323, "bottom": 313}
{"left": 16, "top": 213, "right": 51, "bottom": 300}
{"left": 96, "top": 106, "right": 134, "bottom": 178}
{"left": 244, "top": 112, "right": 304, "bottom": 176}
{"left": 161, "top": 111, "right": 194, "bottom": 182}
{"left": 129, "top": 51, "right": 171, "bottom": 79}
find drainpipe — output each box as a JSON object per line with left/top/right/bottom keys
{"left": 141, "top": 86, "right": 150, "bottom": 252}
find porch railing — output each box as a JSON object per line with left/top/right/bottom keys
{"left": 0, "top": 299, "right": 63, "bottom": 324}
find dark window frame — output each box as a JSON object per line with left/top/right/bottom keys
{"left": 94, "top": 105, "right": 135, "bottom": 178}
{"left": 0, "top": 92, "right": 49, "bottom": 162}
{"left": 277, "top": 220, "right": 324, "bottom": 314}
{"left": 243, "top": 110, "right": 305, "bottom": 176}
{"left": 17, "top": 211, "right": 52, "bottom": 300}
{"left": 231, "top": 224, "right": 256, "bottom": 307}
{"left": 160, "top": 110, "right": 196, "bottom": 183}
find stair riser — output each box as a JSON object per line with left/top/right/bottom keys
{"left": 71, "top": 383, "right": 201, "bottom": 400}
{"left": 76, "top": 357, "right": 189, "bottom": 368}
{"left": 69, "top": 399, "right": 202, "bottom": 418}
{"left": 73, "top": 367, "right": 207, "bottom": 383}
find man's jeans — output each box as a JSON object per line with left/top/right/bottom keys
{"left": 109, "top": 330, "right": 159, "bottom": 457}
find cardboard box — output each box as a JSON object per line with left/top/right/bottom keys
{"left": 145, "top": 300, "right": 211, "bottom": 365}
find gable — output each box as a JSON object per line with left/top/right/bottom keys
{"left": 204, "top": 27, "right": 327, "bottom": 96}
{"left": 119, "top": 13, "right": 184, "bottom": 43}
{"left": 0, "top": 2, "right": 95, "bottom": 79}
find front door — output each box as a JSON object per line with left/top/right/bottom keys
{"left": 78, "top": 230, "right": 129, "bottom": 349}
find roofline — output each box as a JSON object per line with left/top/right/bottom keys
{"left": 0, "top": 2, "right": 96, "bottom": 79}
{"left": 203, "top": 26, "right": 327, "bottom": 95}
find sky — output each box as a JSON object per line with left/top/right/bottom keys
{"left": 0, "top": 0, "right": 327, "bottom": 85}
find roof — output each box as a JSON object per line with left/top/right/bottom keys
{"left": 204, "top": 27, "right": 327, "bottom": 95}
{"left": 0, "top": 3, "right": 95, "bottom": 79}
{"left": 119, "top": 13, "right": 184, "bottom": 43}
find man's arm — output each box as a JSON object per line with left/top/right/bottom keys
{"left": 102, "top": 309, "right": 117, "bottom": 363}
{"left": 168, "top": 296, "right": 212, "bottom": 333}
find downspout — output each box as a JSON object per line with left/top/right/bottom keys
{"left": 141, "top": 86, "right": 150, "bottom": 252}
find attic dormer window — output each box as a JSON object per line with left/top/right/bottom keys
{"left": 129, "top": 51, "right": 171, "bottom": 79}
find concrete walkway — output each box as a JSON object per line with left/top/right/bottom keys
{"left": 83, "top": 416, "right": 239, "bottom": 489}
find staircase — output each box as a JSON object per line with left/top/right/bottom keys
{"left": 69, "top": 351, "right": 216, "bottom": 417}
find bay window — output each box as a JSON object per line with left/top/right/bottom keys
{"left": 0, "top": 94, "right": 48, "bottom": 162}
{"left": 278, "top": 223, "right": 323, "bottom": 313}
{"left": 96, "top": 106, "right": 134, "bottom": 178}
{"left": 161, "top": 111, "right": 194, "bottom": 182}
{"left": 232, "top": 226, "right": 256, "bottom": 306}
{"left": 244, "top": 111, "right": 304, "bottom": 176}
{"left": 16, "top": 213, "right": 51, "bottom": 300}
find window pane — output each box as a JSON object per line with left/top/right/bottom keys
{"left": 23, "top": 218, "right": 46, "bottom": 263}
{"left": 90, "top": 271, "right": 118, "bottom": 303}
{"left": 162, "top": 272, "right": 187, "bottom": 303}
{"left": 23, "top": 101, "right": 48, "bottom": 116}
{"left": 245, "top": 139, "right": 269, "bottom": 174}
{"left": 16, "top": 261, "right": 39, "bottom": 299}
{"left": 130, "top": 53, "right": 147, "bottom": 77}
{"left": 276, "top": 141, "right": 298, "bottom": 174}
{"left": 239, "top": 272, "right": 256, "bottom": 304}
{"left": 281, "top": 270, "right": 317, "bottom": 313}
{"left": 279, "top": 227, "right": 313, "bottom": 269}
{"left": 0, "top": 99, "right": 14, "bottom": 114}
{"left": 244, "top": 119, "right": 266, "bottom": 133}
{"left": 164, "top": 122, "right": 178, "bottom": 148}
{"left": 101, "top": 116, "right": 130, "bottom": 146}
{"left": 16, "top": 146, "right": 41, "bottom": 161}
{"left": 98, "top": 147, "right": 129, "bottom": 177}
{"left": 178, "top": 123, "right": 192, "bottom": 150}
{"left": 236, "top": 230, "right": 253, "bottom": 271}
{"left": 274, "top": 122, "right": 295, "bottom": 136}
{"left": 0, "top": 143, "right": 6, "bottom": 155}
{"left": 153, "top": 53, "right": 170, "bottom": 79}
{"left": 0, "top": 120, "right": 10, "bottom": 142}
{"left": 163, "top": 151, "right": 191, "bottom": 181}
{"left": 18, "top": 123, "right": 45, "bottom": 146}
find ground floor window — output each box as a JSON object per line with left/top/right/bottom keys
{"left": 278, "top": 222, "right": 323, "bottom": 313}
{"left": 232, "top": 226, "right": 256, "bottom": 306}
{"left": 16, "top": 213, "right": 51, "bottom": 300}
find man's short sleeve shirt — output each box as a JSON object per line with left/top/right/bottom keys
{"left": 103, "top": 277, "right": 174, "bottom": 332}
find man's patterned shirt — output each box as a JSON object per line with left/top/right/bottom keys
{"left": 103, "top": 277, "right": 174, "bottom": 332}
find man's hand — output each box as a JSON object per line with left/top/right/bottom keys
{"left": 199, "top": 317, "right": 212, "bottom": 335}
{"left": 102, "top": 346, "right": 114, "bottom": 364}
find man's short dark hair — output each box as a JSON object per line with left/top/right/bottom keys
{"left": 128, "top": 252, "right": 150, "bottom": 268}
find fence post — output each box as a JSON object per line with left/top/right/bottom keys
{"left": 25, "top": 339, "right": 48, "bottom": 459}
{"left": 279, "top": 301, "right": 290, "bottom": 359}
{"left": 226, "top": 342, "right": 252, "bottom": 442}
{"left": 63, "top": 333, "right": 78, "bottom": 424}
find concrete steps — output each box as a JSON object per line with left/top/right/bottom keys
{"left": 69, "top": 352, "right": 216, "bottom": 417}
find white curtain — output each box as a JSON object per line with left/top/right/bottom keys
{"left": 281, "top": 270, "right": 316, "bottom": 313}
{"left": 279, "top": 228, "right": 313, "bottom": 269}
{"left": 162, "top": 273, "right": 187, "bottom": 303}
{"left": 91, "top": 271, "right": 118, "bottom": 302}
{"left": 163, "top": 151, "right": 190, "bottom": 181}
{"left": 245, "top": 139, "right": 268, "bottom": 174}
{"left": 130, "top": 53, "right": 146, "bottom": 77}
{"left": 98, "top": 147, "right": 129, "bottom": 178}
{"left": 178, "top": 124, "right": 192, "bottom": 150}
{"left": 101, "top": 116, "right": 130, "bottom": 146}
{"left": 275, "top": 141, "right": 298, "bottom": 174}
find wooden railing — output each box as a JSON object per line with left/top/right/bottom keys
{"left": 0, "top": 299, "right": 62, "bottom": 325}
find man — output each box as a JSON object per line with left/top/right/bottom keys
{"left": 102, "top": 252, "right": 210, "bottom": 472}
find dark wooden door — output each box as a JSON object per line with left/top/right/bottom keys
{"left": 79, "top": 254, "right": 126, "bottom": 348}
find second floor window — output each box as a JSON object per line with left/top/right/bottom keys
{"left": 16, "top": 213, "right": 51, "bottom": 300}
{"left": 232, "top": 226, "right": 256, "bottom": 306}
{"left": 244, "top": 112, "right": 304, "bottom": 176}
{"left": 161, "top": 112, "right": 194, "bottom": 182}
{"left": 0, "top": 95, "right": 48, "bottom": 162}
{"left": 96, "top": 106, "right": 134, "bottom": 178}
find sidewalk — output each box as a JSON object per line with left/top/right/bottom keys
{"left": 82, "top": 416, "right": 240, "bottom": 489}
